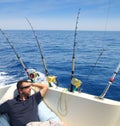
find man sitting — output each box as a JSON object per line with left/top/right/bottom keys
{"left": 0, "top": 80, "right": 63, "bottom": 126}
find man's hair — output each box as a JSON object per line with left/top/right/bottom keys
{"left": 17, "top": 80, "right": 28, "bottom": 90}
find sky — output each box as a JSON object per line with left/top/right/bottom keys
{"left": 0, "top": 0, "right": 120, "bottom": 31}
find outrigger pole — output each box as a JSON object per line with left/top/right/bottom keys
{"left": 99, "top": 62, "right": 120, "bottom": 99}
{"left": 70, "top": 8, "right": 81, "bottom": 92}
{"left": 26, "top": 18, "right": 48, "bottom": 77}
{"left": 0, "top": 29, "right": 29, "bottom": 77}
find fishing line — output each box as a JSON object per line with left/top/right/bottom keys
{"left": 85, "top": 48, "right": 105, "bottom": 84}
{"left": 70, "top": 8, "right": 82, "bottom": 92}
{"left": 85, "top": 0, "right": 111, "bottom": 84}
{"left": 0, "top": 28, "right": 29, "bottom": 77}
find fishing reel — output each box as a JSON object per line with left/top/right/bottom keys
{"left": 27, "top": 69, "right": 59, "bottom": 87}
{"left": 47, "top": 75, "right": 59, "bottom": 88}
{"left": 27, "top": 69, "right": 39, "bottom": 82}
{"left": 71, "top": 77, "right": 82, "bottom": 91}
{"left": 27, "top": 69, "right": 47, "bottom": 83}
{"left": 29, "top": 72, "right": 38, "bottom": 80}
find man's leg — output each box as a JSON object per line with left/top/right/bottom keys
{"left": 26, "top": 121, "right": 50, "bottom": 126}
{"left": 26, "top": 120, "right": 63, "bottom": 126}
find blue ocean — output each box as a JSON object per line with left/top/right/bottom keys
{"left": 0, "top": 30, "right": 120, "bottom": 101}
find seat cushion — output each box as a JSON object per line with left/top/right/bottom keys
{"left": 0, "top": 114, "right": 10, "bottom": 126}
{"left": 38, "top": 101, "right": 61, "bottom": 122}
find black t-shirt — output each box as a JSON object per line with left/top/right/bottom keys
{"left": 0, "top": 92, "right": 42, "bottom": 126}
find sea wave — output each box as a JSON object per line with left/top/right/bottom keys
{"left": 0, "top": 72, "right": 14, "bottom": 85}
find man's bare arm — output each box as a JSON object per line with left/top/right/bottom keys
{"left": 31, "top": 83, "right": 48, "bottom": 97}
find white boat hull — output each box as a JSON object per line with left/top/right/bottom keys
{"left": 0, "top": 84, "right": 120, "bottom": 126}
{"left": 44, "top": 87, "right": 120, "bottom": 126}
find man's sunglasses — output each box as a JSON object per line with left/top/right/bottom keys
{"left": 21, "top": 85, "right": 31, "bottom": 90}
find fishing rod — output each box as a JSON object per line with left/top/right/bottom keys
{"left": 99, "top": 62, "right": 120, "bottom": 99}
{"left": 0, "top": 29, "right": 43, "bottom": 82}
{"left": 70, "top": 8, "right": 82, "bottom": 92}
{"left": 0, "top": 28, "right": 29, "bottom": 77}
{"left": 26, "top": 18, "right": 48, "bottom": 76}
{"left": 26, "top": 18, "right": 58, "bottom": 86}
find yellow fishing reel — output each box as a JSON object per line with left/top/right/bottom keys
{"left": 46, "top": 75, "right": 58, "bottom": 87}
{"left": 71, "top": 77, "right": 82, "bottom": 89}
{"left": 47, "top": 75, "right": 56, "bottom": 83}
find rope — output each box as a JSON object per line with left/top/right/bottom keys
{"left": 57, "top": 89, "right": 72, "bottom": 116}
